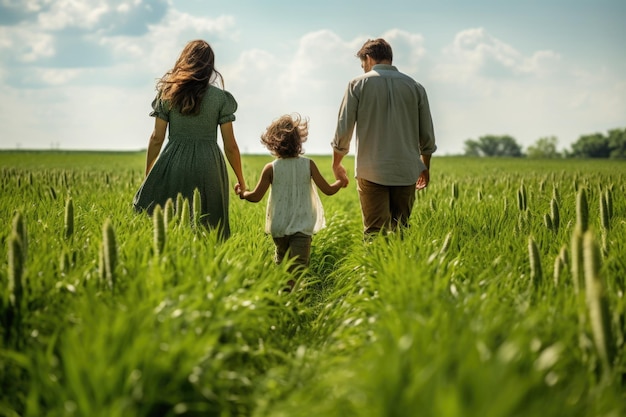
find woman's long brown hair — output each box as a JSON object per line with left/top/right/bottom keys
{"left": 157, "top": 40, "right": 224, "bottom": 116}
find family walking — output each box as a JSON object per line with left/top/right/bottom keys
{"left": 133, "top": 38, "right": 436, "bottom": 279}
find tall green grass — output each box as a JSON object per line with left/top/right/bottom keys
{"left": 1, "top": 152, "right": 625, "bottom": 417}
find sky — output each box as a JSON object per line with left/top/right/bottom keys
{"left": 0, "top": 0, "right": 624, "bottom": 156}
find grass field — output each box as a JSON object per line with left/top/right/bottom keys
{"left": 1, "top": 151, "right": 625, "bottom": 417}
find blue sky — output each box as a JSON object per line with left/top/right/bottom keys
{"left": 0, "top": 0, "right": 624, "bottom": 155}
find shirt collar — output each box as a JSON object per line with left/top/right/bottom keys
{"left": 372, "top": 64, "right": 397, "bottom": 71}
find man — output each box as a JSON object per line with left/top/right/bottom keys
{"left": 331, "top": 38, "right": 436, "bottom": 237}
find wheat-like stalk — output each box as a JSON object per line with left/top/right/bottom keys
{"left": 193, "top": 188, "right": 202, "bottom": 229}
{"left": 604, "top": 188, "right": 613, "bottom": 219}
{"left": 599, "top": 191, "right": 610, "bottom": 231}
{"left": 550, "top": 197, "right": 560, "bottom": 232}
{"left": 153, "top": 205, "right": 165, "bottom": 256}
{"left": 180, "top": 198, "right": 190, "bottom": 228}
{"left": 552, "top": 184, "right": 560, "bottom": 203}
{"left": 553, "top": 253, "right": 564, "bottom": 286}
{"left": 164, "top": 198, "right": 175, "bottom": 227}
{"left": 175, "top": 192, "right": 184, "bottom": 221}
{"left": 570, "top": 228, "right": 584, "bottom": 294}
{"left": 517, "top": 183, "right": 527, "bottom": 211}
{"left": 64, "top": 196, "right": 74, "bottom": 240}
{"left": 528, "top": 236, "right": 542, "bottom": 287}
{"left": 583, "top": 230, "right": 615, "bottom": 377}
{"left": 576, "top": 188, "right": 589, "bottom": 233}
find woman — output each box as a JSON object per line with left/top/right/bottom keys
{"left": 133, "top": 40, "right": 246, "bottom": 240}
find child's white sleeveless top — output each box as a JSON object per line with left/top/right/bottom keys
{"left": 265, "top": 157, "right": 325, "bottom": 237}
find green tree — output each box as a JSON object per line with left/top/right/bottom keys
{"left": 608, "top": 128, "right": 626, "bottom": 159}
{"left": 464, "top": 139, "right": 481, "bottom": 156}
{"left": 569, "top": 133, "right": 611, "bottom": 158}
{"left": 464, "top": 135, "right": 523, "bottom": 157}
{"left": 526, "top": 136, "right": 561, "bottom": 158}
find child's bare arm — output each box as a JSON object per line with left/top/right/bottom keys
{"left": 241, "top": 163, "right": 273, "bottom": 202}
{"left": 310, "top": 160, "right": 344, "bottom": 196}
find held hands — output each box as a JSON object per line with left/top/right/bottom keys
{"left": 333, "top": 164, "right": 349, "bottom": 187}
{"left": 234, "top": 183, "right": 246, "bottom": 199}
{"left": 416, "top": 168, "right": 430, "bottom": 190}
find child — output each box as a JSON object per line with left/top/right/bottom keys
{"left": 236, "top": 114, "right": 346, "bottom": 289}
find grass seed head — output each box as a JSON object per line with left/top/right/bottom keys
{"left": 180, "top": 198, "right": 190, "bottom": 228}
{"left": 153, "top": 204, "right": 166, "bottom": 256}
{"left": 570, "top": 228, "right": 584, "bottom": 294}
{"left": 528, "top": 236, "right": 542, "bottom": 287}
{"left": 193, "top": 188, "right": 202, "bottom": 228}
{"left": 553, "top": 253, "right": 564, "bottom": 286}
{"left": 576, "top": 188, "right": 589, "bottom": 233}
{"left": 599, "top": 192, "right": 610, "bottom": 231}
{"left": 102, "top": 218, "right": 117, "bottom": 289}
{"left": 64, "top": 196, "right": 74, "bottom": 240}
{"left": 517, "top": 183, "right": 527, "bottom": 211}
{"left": 604, "top": 188, "right": 613, "bottom": 219}
{"left": 164, "top": 198, "right": 175, "bottom": 226}
{"left": 176, "top": 193, "right": 184, "bottom": 221}
{"left": 550, "top": 198, "right": 560, "bottom": 231}
{"left": 583, "top": 230, "right": 615, "bottom": 376}
{"left": 552, "top": 184, "right": 560, "bottom": 203}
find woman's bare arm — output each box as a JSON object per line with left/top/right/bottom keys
{"left": 145, "top": 117, "right": 168, "bottom": 176}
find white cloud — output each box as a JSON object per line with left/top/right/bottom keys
{"left": 39, "top": 67, "right": 82, "bottom": 85}
{"left": 433, "top": 27, "right": 561, "bottom": 85}
{"left": 0, "top": 26, "right": 55, "bottom": 63}
{"left": 37, "top": 0, "right": 108, "bottom": 31}
{"left": 418, "top": 27, "right": 626, "bottom": 153}
{"left": 281, "top": 30, "right": 355, "bottom": 98}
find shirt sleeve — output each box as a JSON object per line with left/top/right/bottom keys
{"left": 218, "top": 90, "right": 238, "bottom": 125}
{"left": 331, "top": 82, "right": 358, "bottom": 155}
{"left": 418, "top": 86, "right": 437, "bottom": 155}
{"left": 149, "top": 94, "right": 170, "bottom": 122}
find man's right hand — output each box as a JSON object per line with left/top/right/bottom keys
{"left": 333, "top": 164, "right": 349, "bottom": 187}
{"left": 416, "top": 168, "right": 429, "bottom": 190}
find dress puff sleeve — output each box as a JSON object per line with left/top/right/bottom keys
{"left": 149, "top": 95, "right": 170, "bottom": 122}
{"left": 218, "top": 90, "right": 237, "bottom": 125}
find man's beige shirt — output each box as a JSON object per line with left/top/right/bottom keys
{"left": 332, "top": 64, "right": 436, "bottom": 186}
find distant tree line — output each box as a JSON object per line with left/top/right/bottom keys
{"left": 463, "top": 127, "right": 626, "bottom": 158}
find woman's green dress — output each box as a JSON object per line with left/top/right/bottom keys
{"left": 133, "top": 86, "right": 237, "bottom": 239}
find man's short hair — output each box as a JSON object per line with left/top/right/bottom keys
{"left": 356, "top": 38, "right": 393, "bottom": 62}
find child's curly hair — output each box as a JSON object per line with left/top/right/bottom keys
{"left": 261, "top": 113, "right": 308, "bottom": 158}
